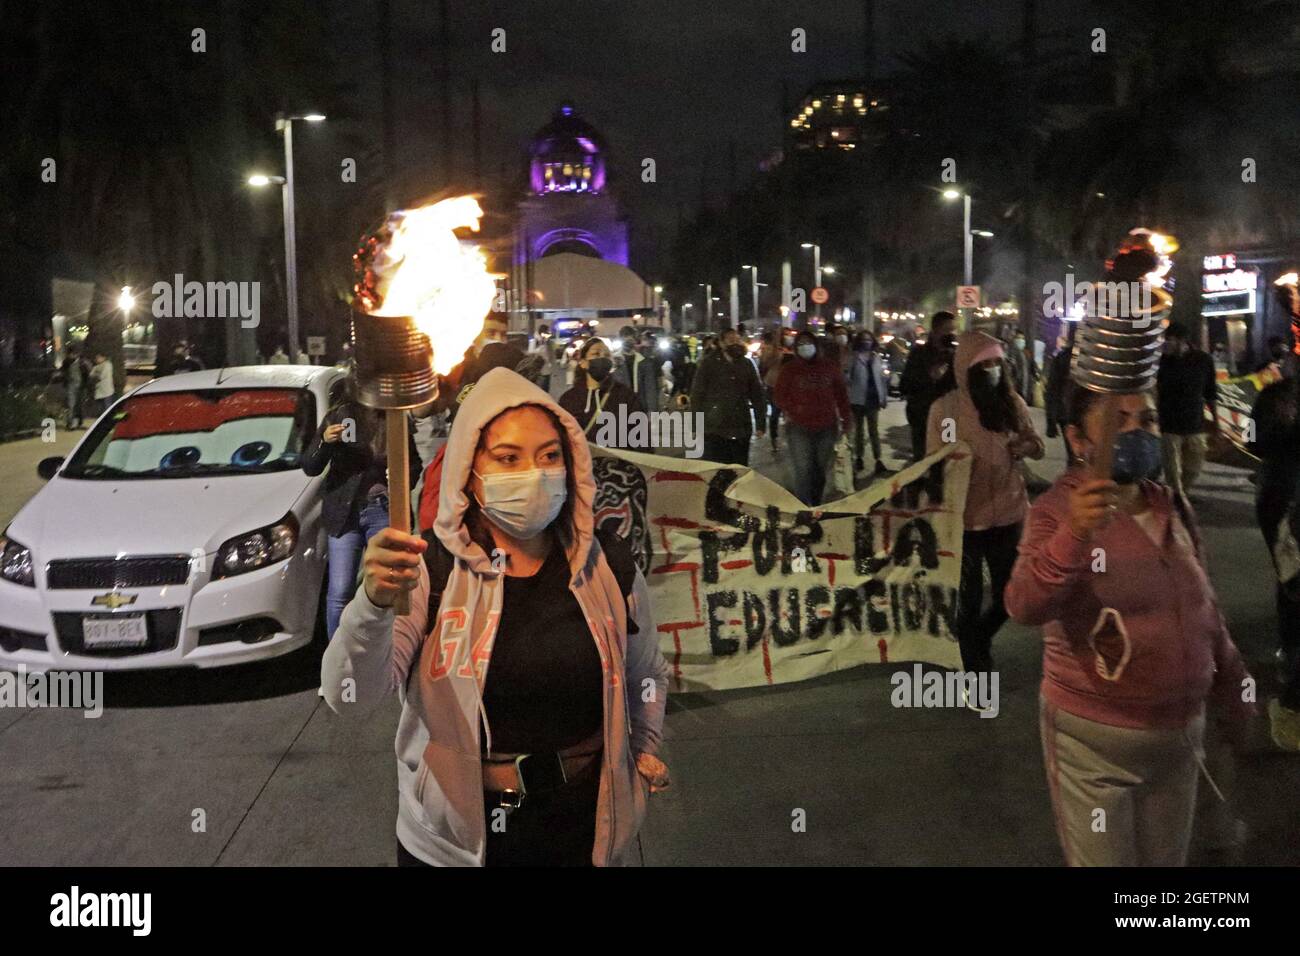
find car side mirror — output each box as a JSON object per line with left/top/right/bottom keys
{"left": 37, "top": 456, "right": 64, "bottom": 480}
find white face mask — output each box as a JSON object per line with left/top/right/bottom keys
{"left": 797, "top": 343, "right": 817, "bottom": 360}
{"left": 835, "top": 335, "right": 848, "bottom": 345}
{"left": 472, "top": 467, "right": 567, "bottom": 539}
{"left": 983, "top": 364, "right": 1003, "bottom": 387}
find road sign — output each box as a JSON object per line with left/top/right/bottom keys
{"left": 956, "top": 285, "right": 981, "bottom": 310}
{"left": 811, "top": 286, "right": 829, "bottom": 305}
{"left": 306, "top": 336, "right": 327, "bottom": 357}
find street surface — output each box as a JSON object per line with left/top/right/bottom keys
{"left": 0, "top": 395, "right": 1294, "bottom": 866}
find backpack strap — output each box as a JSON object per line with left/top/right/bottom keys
{"left": 594, "top": 525, "right": 639, "bottom": 634}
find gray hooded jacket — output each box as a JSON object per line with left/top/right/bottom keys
{"left": 322, "top": 368, "right": 669, "bottom": 865}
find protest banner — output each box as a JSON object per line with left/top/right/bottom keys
{"left": 1207, "top": 364, "right": 1282, "bottom": 467}
{"left": 591, "top": 443, "right": 970, "bottom": 692}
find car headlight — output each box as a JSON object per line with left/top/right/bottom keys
{"left": 0, "top": 532, "right": 35, "bottom": 587}
{"left": 213, "top": 514, "right": 298, "bottom": 579}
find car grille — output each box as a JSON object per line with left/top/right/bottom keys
{"left": 53, "top": 608, "right": 183, "bottom": 657}
{"left": 45, "top": 556, "right": 191, "bottom": 589}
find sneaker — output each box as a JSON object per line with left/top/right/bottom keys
{"left": 1268, "top": 698, "right": 1300, "bottom": 752}
{"left": 873, "top": 462, "right": 890, "bottom": 475}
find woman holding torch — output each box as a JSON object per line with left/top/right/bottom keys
{"left": 322, "top": 367, "right": 670, "bottom": 866}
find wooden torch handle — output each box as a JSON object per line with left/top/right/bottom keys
{"left": 1090, "top": 393, "right": 1123, "bottom": 481}
{"left": 386, "top": 409, "right": 412, "bottom": 616}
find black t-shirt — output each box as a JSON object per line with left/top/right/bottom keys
{"left": 482, "top": 546, "right": 605, "bottom": 754}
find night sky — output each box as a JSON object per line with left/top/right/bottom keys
{"left": 330, "top": 0, "right": 1101, "bottom": 274}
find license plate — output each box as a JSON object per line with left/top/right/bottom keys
{"left": 82, "top": 614, "right": 148, "bottom": 648}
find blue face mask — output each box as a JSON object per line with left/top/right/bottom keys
{"left": 1111, "top": 429, "right": 1162, "bottom": 485}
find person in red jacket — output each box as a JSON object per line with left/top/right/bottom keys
{"left": 773, "top": 330, "right": 851, "bottom": 506}
{"left": 1005, "top": 382, "right": 1255, "bottom": 866}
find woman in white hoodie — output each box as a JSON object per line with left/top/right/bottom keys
{"left": 322, "top": 368, "right": 670, "bottom": 866}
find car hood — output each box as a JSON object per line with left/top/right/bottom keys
{"left": 8, "top": 470, "right": 315, "bottom": 562}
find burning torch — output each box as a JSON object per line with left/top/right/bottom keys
{"left": 1069, "top": 229, "right": 1177, "bottom": 479}
{"left": 351, "top": 196, "right": 498, "bottom": 612}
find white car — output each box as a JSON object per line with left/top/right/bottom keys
{"left": 0, "top": 365, "right": 345, "bottom": 671}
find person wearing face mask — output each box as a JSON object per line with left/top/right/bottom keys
{"left": 613, "top": 327, "right": 662, "bottom": 413}
{"left": 846, "top": 331, "right": 890, "bottom": 475}
{"left": 926, "top": 331, "right": 1044, "bottom": 678}
{"left": 689, "top": 327, "right": 767, "bottom": 465}
{"left": 773, "top": 330, "right": 852, "bottom": 505}
{"left": 322, "top": 368, "right": 670, "bottom": 866}
{"left": 557, "top": 337, "right": 643, "bottom": 442}
{"left": 1005, "top": 382, "right": 1256, "bottom": 866}
{"left": 1004, "top": 331, "right": 1038, "bottom": 402}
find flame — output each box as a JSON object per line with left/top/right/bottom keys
{"left": 367, "top": 196, "right": 499, "bottom": 374}
{"left": 1140, "top": 230, "right": 1178, "bottom": 288}
{"left": 1275, "top": 272, "right": 1298, "bottom": 287}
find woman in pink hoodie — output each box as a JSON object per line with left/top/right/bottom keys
{"left": 927, "top": 331, "right": 1044, "bottom": 676}
{"left": 1004, "top": 382, "right": 1254, "bottom": 866}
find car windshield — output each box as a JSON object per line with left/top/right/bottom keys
{"left": 62, "top": 387, "right": 317, "bottom": 480}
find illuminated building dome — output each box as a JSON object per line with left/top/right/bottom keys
{"left": 529, "top": 102, "right": 608, "bottom": 194}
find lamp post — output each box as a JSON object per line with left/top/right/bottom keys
{"left": 943, "top": 189, "right": 996, "bottom": 326}
{"left": 742, "top": 264, "right": 759, "bottom": 326}
{"left": 268, "top": 112, "right": 325, "bottom": 364}
{"left": 801, "top": 242, "right": 822, "bottom": 318}
{"left": 699, "top": 282, "right": 713, "bottom": 332}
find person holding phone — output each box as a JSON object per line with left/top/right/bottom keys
{"left": 322, "top": 368, "right": 670, "bottom": 867}
{"left": 1005, "top": 382, "right": 1255, "bottom": 866}
{"left": 303, "top": 371, "right": 419, "bottom": 640}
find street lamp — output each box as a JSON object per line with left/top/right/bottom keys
{"left": 270, "top": 112, "right": 326, "bottom": 364}
{"left": 942, "top": 190, "right": 973, "bottom": 288}
{"left": 698, "top": 282, "right": 714, "bottom": 331}
{"left": 742, "top": 265, "right": 759, "bottom": 325}
{"left": 943, "top": 189, "right": 997, "bottom": 326}
{"left": 801, "top": 242, "right": 822, "bottom": 317}
{"left": 117, "top": 287, "right": 136, "bottom": 314}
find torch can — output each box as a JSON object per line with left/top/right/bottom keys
{"left": 350, "top": 311, "right": 438, "bottom": 410}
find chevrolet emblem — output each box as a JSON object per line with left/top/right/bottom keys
{"left": 91, "top": 591, "right": 138, "bottom": 610}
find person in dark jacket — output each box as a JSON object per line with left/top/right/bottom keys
{"left": 1249, "top": 319, "right": 1300, "bottom": 750}
{"left": 689, "top": 326, "right": 766, "bottom": 465}
{"left": 61, "top": 347, "right": 90, "bottom": 429}
{"left": 614, "top": 327, "right": 661, "bottom": 413}
{"left": 899, "top": 311, "right": 958, "bottom": 461}
{"left": 1044, "top": 337, "right": 1074, "bottom": 459}
{"left": 1155, "top": 322, "right": 1218, "bottom": 498}
{"left": 558, "top": 337, "right": 644, "bottom": 444}
{"left": 303, "top": 372, "right": 421, "bottom": 640}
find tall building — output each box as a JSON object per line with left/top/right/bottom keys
{"left": 787, "top": 81, "right": 887, "bottom": 152}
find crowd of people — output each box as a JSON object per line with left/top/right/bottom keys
{"left": 57, "top": 291, "right": 1293, "bottom": 868}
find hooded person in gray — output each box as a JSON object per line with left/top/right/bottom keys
{"left": 322, "top": 367, "right": 669, "bottom": 865}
